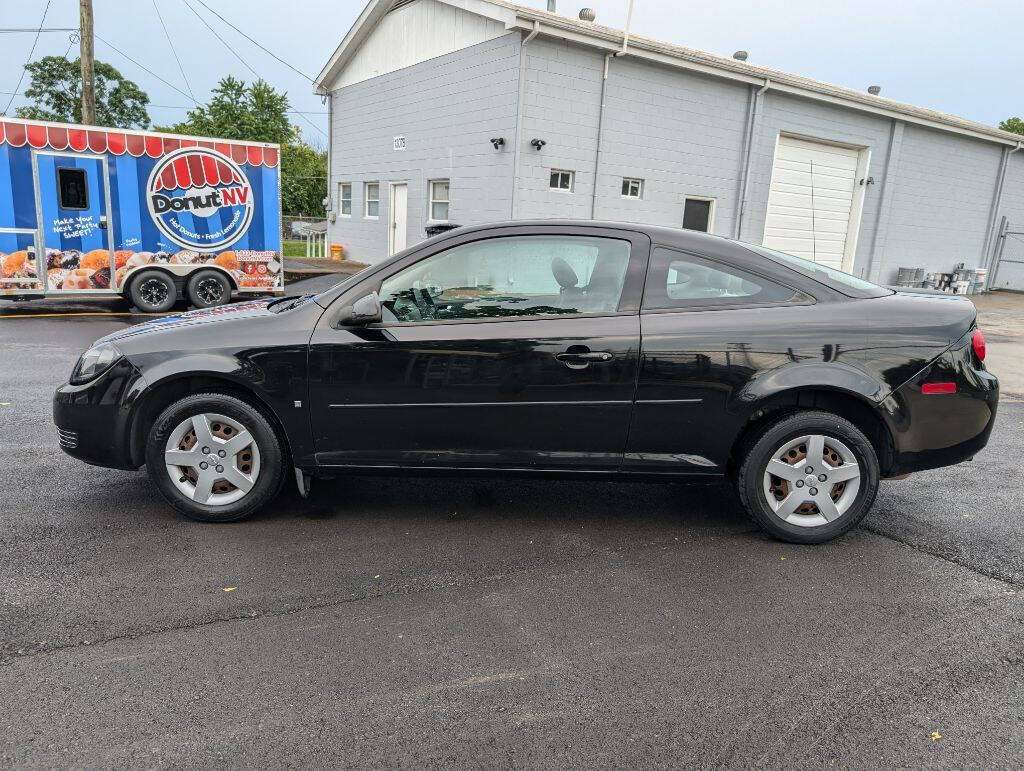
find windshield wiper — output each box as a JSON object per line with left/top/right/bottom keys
{"left": 268, "top": 294, "right": 310, "bottom": 312}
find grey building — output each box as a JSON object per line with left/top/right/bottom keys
{"left": 314, "top": 0, "right": 1024, "bottom": 289}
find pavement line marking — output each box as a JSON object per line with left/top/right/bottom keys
{"left": 0, "top": 311, "right": 169, "bottom": 317}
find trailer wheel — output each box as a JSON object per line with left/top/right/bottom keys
{"left": 129, "top": 270, "right": 177, "bottom": 313}
{"left": 187, "top": 269, "right": 232, "bottom": 309}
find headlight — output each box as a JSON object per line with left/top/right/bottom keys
{"left": 69, "top": 343, "right": 123, "bottom": 385}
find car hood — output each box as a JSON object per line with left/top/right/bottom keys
{"left": 96, "top": 299, "right": 278, "bottom": 346}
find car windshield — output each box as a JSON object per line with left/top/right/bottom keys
{"left": 740, "top": 242, "right": 893, "bottom": 299}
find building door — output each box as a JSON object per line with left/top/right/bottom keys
{"left": 388, "top": 182, "right": 407, "bottom": 256}
{"left": 762, "top": 135, "right": 868, "bottom": 272}
{"left": 33, "top": 151, "right": 116, "bottom": 292}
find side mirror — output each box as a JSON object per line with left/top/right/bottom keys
{"left": 337, "top": 291, "right": 382, "bottom": 327}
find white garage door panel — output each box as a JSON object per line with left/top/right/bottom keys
{"left": 763, "top": 135, "right": 862, "bottom": 271}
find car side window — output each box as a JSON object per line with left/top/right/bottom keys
{"left": 379, "top": 235, "right": 632, "bottom": 323}
{"left": 642, "top": 247, "right": 799, "bottom": 310}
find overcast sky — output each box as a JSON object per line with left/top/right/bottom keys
{"left": 2, "top": 0, "right": 1022, "bottom": 146}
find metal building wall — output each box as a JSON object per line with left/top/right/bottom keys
{"left": 326, "top": 25, "right": 1024, "bottom": 283}
{"left": 327, "top": 33, "right": 521, "bottom": 265}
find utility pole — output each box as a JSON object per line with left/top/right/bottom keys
{"left": 80, "top": 0, "right": 96, "bottom": 125}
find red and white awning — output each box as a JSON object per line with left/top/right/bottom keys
{"left": 0, "top": 120, "right": 279, "bottom": 168}
{"left": 152, "top": 152, "right": 247, "bottom": 192}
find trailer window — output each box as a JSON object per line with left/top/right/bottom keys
{"left": 57, "top": 167, "right": 89, "bottom": 210}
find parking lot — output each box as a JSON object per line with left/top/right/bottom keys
{"left": 1, "top": 281, "right": 1023, "bottom": 767}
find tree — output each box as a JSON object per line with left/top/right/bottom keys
{"left": 13, "top": 55, "right": 150, "bottom": 128}
{"left": 281, "top": 141, "right": 327, "bottom": 217}
{"left": 1000, "top": 117, "right": 1024, "bottom": 136}
{"left": 161, "top": 76, "right": 291, "bottom": 144}
{"left": 162, "top": 77, "right": 325, "bottom": 217}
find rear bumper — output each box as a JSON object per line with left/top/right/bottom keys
{"left": 52, "top": 358, "right": 146, "bottom": 471}
{"left": 885, "top": 337, "right": 999, "bottom": 475}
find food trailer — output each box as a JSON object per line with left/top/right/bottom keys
{"left": 0, "top": 118, "right": 283, "bottom": 311}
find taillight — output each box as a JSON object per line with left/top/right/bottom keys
{"left": 972, "top": 328, "right": 986, "bottom": 362}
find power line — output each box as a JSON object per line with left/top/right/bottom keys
{"left": 0, "top": 27, "right": 76, "bottom": 33}
{"left": 151, "top": 0, "right": 198, "bottom": 104}
{"left": 94, "top": 33, "right": 199, "bottom": 106}
{"left": 190, "top": 0, "right": 316, "bottom": 83}
{"left": 182, "top": 0, "right": 326, "bottom": 139}
{"left": 4, "top": 0, "right": 52, "bottom": 115}
{"left": 181, "top": 0, "right": 259, "bottom": 80}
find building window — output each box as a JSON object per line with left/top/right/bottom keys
{"left": 365, "top": 182, "right": 380, "bottom": 218}
{"left": 682, "top": 196, "right": 715, "bottom": 232}
{"left": 57, "top": 167, "right": 89, "bottom": 210}
{"left": 621, "top": 178, "right": 643, "bottom": 199}
{"left": 339, "top": 183, "right": 352, "bottom": 216}
{"left": 429, "top": 179, "right": 450, "bottom": 221}
{"left": 550, "top": 169, "right": 574, "bottom": 191}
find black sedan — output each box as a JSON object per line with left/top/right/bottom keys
{"left": 54, "top": 221, "right": 998, "bottom": 543}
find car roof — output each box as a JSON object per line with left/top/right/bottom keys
{"left": 434, "top": 219, "right": 807, "bottom": 283}
{"left": 317, "top": 219, "right": 851, "bottom": 306}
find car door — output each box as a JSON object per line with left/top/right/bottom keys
{"left": 307, "top": 226, "right": 650, "bottom": 470}
{"left": 625, "top": 245, "right": 812, "bottom": 474}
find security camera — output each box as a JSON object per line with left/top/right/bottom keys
{"left": 490, "top": 137, "right": 505, "bottom": 149}
{"left": 530, "top": 138, "right": 546, "bottom": 150}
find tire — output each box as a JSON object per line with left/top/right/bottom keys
{"left": 187, "top": 269, "right": 232, "bottom": 309}
{"left": 129, "top": 270, "right": 177, "bottom": 313}
{"left": 145, "top": 393, "right": 286, "bottom": 523}
{"left": 737, "top": 410, "right": 879, "bottom": 544}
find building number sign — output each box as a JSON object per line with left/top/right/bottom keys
{"left": 393, "top": 136, "right": 406, "bottom": 151}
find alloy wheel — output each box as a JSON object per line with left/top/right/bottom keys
{"left": 761, "top": 434, "right": 861, "bottom": 527}
{"left": 196, "top": 277, "right": 225, "bottom": 305}
{"left": 164, "top": 412, "right": 261, "bottom": 506}
{"left": 139, "top": 278, "right": 169, "bottom": 307}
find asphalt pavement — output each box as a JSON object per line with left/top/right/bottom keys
{"left": 1, "top": 283, "right": 1023, "bottom": 767}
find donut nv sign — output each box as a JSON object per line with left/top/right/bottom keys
{"left": 146, "top": 147, "right": 254, "bottom": 251}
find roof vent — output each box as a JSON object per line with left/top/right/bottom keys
{"left": 579, "top": 7, "right": 596, "bottom": 22}
{"left": 868, "top": 85, "right": 882, "bottom": 95}
{"left": 733, "top": 50, "right": 748, "bottom": 61}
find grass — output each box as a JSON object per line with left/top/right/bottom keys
{"left": 282, "top": 239, "right": 309, "bottom": 258}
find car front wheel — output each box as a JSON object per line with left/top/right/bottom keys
{"left": 145, "top": 393, "right": 285, "bottom": 522}
{"left": 737, "top": 410, "right": 879, "bottom": 544}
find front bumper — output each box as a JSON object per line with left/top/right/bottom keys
{"left": 53, "top": 358, "right": 147, "bottom": 470}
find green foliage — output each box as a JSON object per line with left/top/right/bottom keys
{"left": 13, "top": 55, "right": 150, "bottom": 128}
{"left": 281, "top": 141, "right": 327, "bottom": 217}
{"left": 160, "top": 76, "right": 291, "bottom": 144}
{"left": 1000, "top": 117, "right": 1024, "bottom": 136}
{"left": 161, "top": 77, "right": 325, "bottom": 217}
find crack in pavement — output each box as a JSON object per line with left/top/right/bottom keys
{"left": 0, "top": 529, "right": 759, "bottom": 664}
{"left": 863, "top": 523, "right": 1022, "bottom": 588}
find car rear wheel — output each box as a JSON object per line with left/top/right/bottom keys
{"left": 129, "top": 270, "right": 177, "bottom": 313}
{"left": 145, "top": 393, "right": 285, "bottom": 522}
{"left": 737, "top": 410, "right": 879, "bottom": 544}
{"left": 186, "top": 269, "right": 232, "bottom": 309}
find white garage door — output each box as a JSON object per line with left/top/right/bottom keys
{"left": 762, "top": 135, "right": 862, "bottom": 270}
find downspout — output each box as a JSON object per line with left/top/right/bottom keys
{"left": 325, "top": 87, "right": 333, "bottom": 240}
{"left": 511, "top": 20, "right": 540, "bottom": 219}
{"left": 589, "top": 2, "right": 634, "bottom": 218}
{"left": 982, "top": 140, "right": 1022, "bottom": 277}
{"left": 734, "top": 78, "right": 770, "bottom": 239}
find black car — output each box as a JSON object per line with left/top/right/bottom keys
{"left": 54, "top": 221, "right": 997, "bottom": 543}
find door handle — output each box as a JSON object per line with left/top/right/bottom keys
{"left": 556, "top": 350, "right": 613, "bottom": 369}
